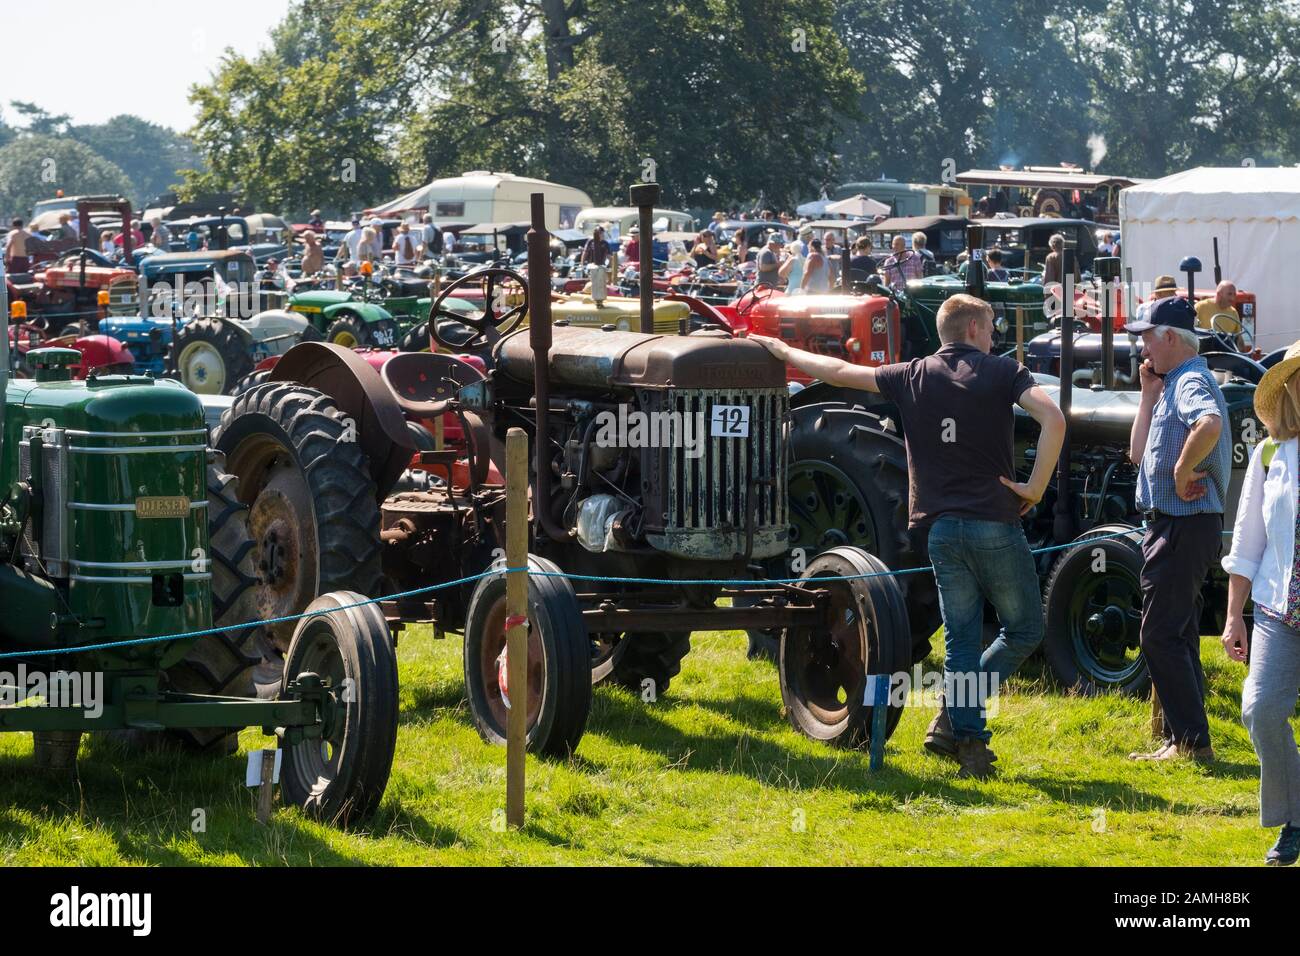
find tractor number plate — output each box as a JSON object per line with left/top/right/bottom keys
{"left": 135, "top": 496, "right": 191, "bottom": 518}
{"left": 711, "top": 405, "right": 750, "bottom": 438}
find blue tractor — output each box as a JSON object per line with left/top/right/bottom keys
{"left": 93, "top": 249, "right": 317, "bottom": 393}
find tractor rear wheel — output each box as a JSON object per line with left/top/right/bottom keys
{"left": 1033, "top": 189, "right": 1066, "bottom": 217}
{"left": 398, "top": 321, "right": 430, "bottom": 352}
{"left": 214, "top": 382, "right": 383, "bottom": 694}
{"left": 231, "top": 368, "right": 271, "bottom": 397}
{"left": 779, "top": 546, "right": 911, "bottom": 748}
{"left": 750, "top": 402, "right": 939, "bottom": 663}
{"left": 463, "top": 555, "right": 591, "bottom": 758}
{"left": 159, "top": 463, "right": 265, "bottom": 751}
{"left": 168, "top": 317, "right": 254, "bottom": 395}
{"left": 279, "top": 591, "right": 398, "bottom": 825}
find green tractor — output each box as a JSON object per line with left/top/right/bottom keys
{"left": 287, "top": 270, "right": 481, "bottom": 352}
{"left": 900, "top": 272, "right": 1050, "bottom": 358}
{"left": 0, "top": 267, "right": 397, "bottom": 824}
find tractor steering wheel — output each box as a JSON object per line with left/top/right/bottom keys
{"left": 1210, "top": 311, "right": 1254, "bottom": 353}
{"left": 429, "top": 266, "right": 529, "bottom": 352}
{"left": 737, "top": 282, "right": 776, "bottom": 318}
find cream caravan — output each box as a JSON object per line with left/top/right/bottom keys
{"left": 367, "top": 171, "right": 592, "bottom": 230}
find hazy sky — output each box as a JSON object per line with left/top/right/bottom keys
{"left": 3, "top": 0, "right": 294, "bottom": 132}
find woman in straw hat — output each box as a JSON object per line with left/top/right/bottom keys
{"left": 1221, "top": 340, "right": 1300, "bottom": 865}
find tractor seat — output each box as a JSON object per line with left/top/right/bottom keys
{"left": 387, "top": 276, "right": 431, "bottom": 297}
{"left": 381, "top": 351, "right": 485, "bottom": 420}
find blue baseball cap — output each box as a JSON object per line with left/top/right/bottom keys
{"left": 1124, "top": 295, "right": 1196, "bottom": 334}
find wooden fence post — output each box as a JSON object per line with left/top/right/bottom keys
{"left": 505, "top": 427, "right": 529, "bottom": 828}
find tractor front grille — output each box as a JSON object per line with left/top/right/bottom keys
{"left": 641, "top": 387, "right": 788, "bottom": 561}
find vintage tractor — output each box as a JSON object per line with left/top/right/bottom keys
{"left": 0, "top": 264, "right": 397, "bottom": 823}
{"left": 215, "top": 187, "right": 912, "bottom": 752}
{"left": 6, "top": 197, "right": 137, "bottom": 336}
{"left": 78, "top": 250, "right": 321, "bottom": 394}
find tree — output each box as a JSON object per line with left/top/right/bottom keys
{"left": 181, "top": 21, "right": 402, "bottom": 217}
{"left": 184, "top": 0, "right": 860, "bottom": 213}
{"left": 1077, "top": 0, "right": 1300, "bottom": 176}
{"left": 834, "top": 0, "right": 1099, "bottom": 186}
{"left": 0, "top": 135, "right": 133, "bottom": 221}
{"left": 69, "top": 115, "right": 198, "bottom": 205}
{"left": 8, "top": 101, "right": 70, "bottom": 136}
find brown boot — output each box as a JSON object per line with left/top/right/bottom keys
{"left": 926, "top": 705, "right": 997, "bottom": 762}
{"left": 924, "top": 707, "right": 958, "bottom": 761}
{"left": 956, "top": 739, "right": 995, "bottom": 779}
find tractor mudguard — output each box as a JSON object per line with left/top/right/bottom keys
{"left": 268, "top": 341, "right": 415, "bottom": 497}
{"left": 322, "top": 301, "right": 395, "bottom": 325}
{"left": 241, "top": 308, "right": 315, "bottom": 340}
{"left": 788, "top": 379, "right": 884, "bottom": 412}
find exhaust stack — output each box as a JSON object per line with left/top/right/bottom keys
{"left": 629, "top": 182, "right": 660, "bottom": 334}
{"left": 526, "top": 192, "right": 568, "bottom": 542}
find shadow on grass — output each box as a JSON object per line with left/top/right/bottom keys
{"left": 582, "top": 690, "right": 1183, "bottom": 812}
{"left": 0, "top": 739, "right": 379, "bottom": 865}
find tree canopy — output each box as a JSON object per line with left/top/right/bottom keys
{"left": 0, "top": 135, "right": 134, "bottom": 222}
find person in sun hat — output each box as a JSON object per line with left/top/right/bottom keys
{"left": 1126, "top": 295, "right": 1231, "bottom": 765}
{"left": 1221, "top": 337, "right": 1300, "bottom": 865}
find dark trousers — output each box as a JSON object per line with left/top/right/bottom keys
{"left": 1139, "top": 512, "right": 1223, "bottom": 749}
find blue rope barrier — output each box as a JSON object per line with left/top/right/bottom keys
{"left": 0, "top": 528, "right": 1143, "bottom": 660}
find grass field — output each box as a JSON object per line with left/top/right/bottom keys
{"left": 0, "top": 628, "right": 1284, "bottom": 866}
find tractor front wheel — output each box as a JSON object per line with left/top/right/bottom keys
{"left": 168, "top": 317, "right": 253, "bottom": 395}
{"left": 279, "top": 591, "right": 398, "bottom": 825}
{"left": 1042, "top": 524, "right": 1149, "bottom": 697}
{"left": 463, "top": 555, "right": 591, "bottom": 758}
{"left": 779, "top": 546, "right": 911, "bottom": 748}
{"left": 326, "top": 314, "right": 398, "bottom": 350}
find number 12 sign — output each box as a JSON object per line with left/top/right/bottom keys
{"left": 711, "top": 405, "right": 750, "bottom": 438}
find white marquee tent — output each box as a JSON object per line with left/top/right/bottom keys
{"left": 1119, "top": 167, "right": 1300, "bottom": 352}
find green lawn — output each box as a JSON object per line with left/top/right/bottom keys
{"left": 0, "top": 630, "right": 1282, "bottom": 866}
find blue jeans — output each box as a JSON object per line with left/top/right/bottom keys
{"left": 927, "top": 516, "right": 1043, "bottom": 742}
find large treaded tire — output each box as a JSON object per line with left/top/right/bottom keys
{"left": 398, "top": 320, "right": 430, "bottom": 353}
{"left": 214, "top": 383, "right": 383, "bottom": 690}
{"left": 167, "top": 317, "right": 254, "bottom": 395}
{"left": 755, "top": 402, "right": 939, "bottom": 664}
{"left": 231, "top": 368, "right": 271, "bottom": 397}
{"left": 160, "top": 462, "right": 264, "bottom": 751}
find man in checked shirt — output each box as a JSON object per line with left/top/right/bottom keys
{"left": 1126, "top": 295, "right": 1232, "bottom": 763}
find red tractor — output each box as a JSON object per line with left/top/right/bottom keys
{"left": 9, "top": 196, "right": 136, "bottom": 337}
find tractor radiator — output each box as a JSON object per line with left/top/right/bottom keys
{"left": 640, "top": 386, "right": 789, "bottom": 561}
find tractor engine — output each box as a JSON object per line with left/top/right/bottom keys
{"left": 492, "top": 324, "right": 790, "bottom": 566}
{"left": 0, "top": 347, "right": 212, "bottom": 664}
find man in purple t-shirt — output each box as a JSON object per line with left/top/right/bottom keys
{"left": 754, "top": 294, "right": 1066, "bottom": 778}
